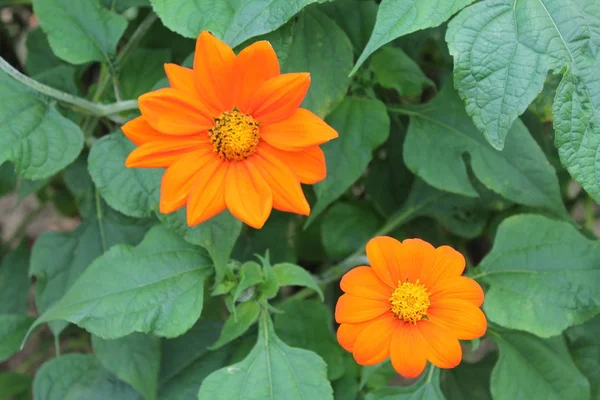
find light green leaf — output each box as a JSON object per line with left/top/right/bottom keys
{"left": 232, "top": 261, "right": 264, "bottom": 303}
{"left": 0, "top": 71, "right": 83, "bottom": 180}
{"left": 321, "top": 202, "right": 381, "bottom": 260}
{"left": 88, "top": 132, "right": 161, "bottom": 218}
{"left": 0, "top": 241, "right": 30, "bottom": 314}
{"left": 273, "top": 262, "right": 323, "bottom": 301}
{"left": 33, "top": 354, "right": 139, "bottom": 400}
{"left": 30, "top": 225, "right": 213, "bottom": 339}
{"left": 33, "top": 0, "right": 128, "bottom": 64}
{"left": 0, "top": 372, "right": 32, "bottom": 399}
{"left": 371, "top": 47, "right": 433, "bottom": 97}
{"left": 209, "top": 301, "right": 261, "bottom": 350}
{"left": 402, "top": 83, "right": 566, "bottom": 217}
{"left": 119, "top": 48, "right": 171, "bottom": 100}
{"left": 365, "top": 366, "right": 445, "bottom": 400}
{"left": 308, "top": 98, "right": 390, "bottom": 224}
{"left": 158, "top": 209, "right": 242, "bottom": 284}
{"left": 490, "top": 330, "right": 590, "bottom": 400}
{"left": 319, "top": 0, "right": 377, "bottom": 55}
{"left": 198, "top": 312, "right": 333, "bottom": 400}
{"left": 274, "top": 300, "right": 345, "bottom": 380}
{"left": 282, "top": 8, "right": 352, "bottom": 118}
{"left": 0, "top": 315, "right": 34, "bottom": 362}
{"left": 476, "top": 214, "right": 600, "bottom": 337}
{"left": 352, "top": 0, "right": 474, "bottom": 74}
{"left": 92, "top": 333, "right": 161, "bottom": 400}
{"left": 566, "top": 314, "right": 600, "bottom": 399}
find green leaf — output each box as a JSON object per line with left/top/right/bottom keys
{"left": 333, "top": 353, "right": 361, "bottom": 400}
{"left": 0, "top": 315, "right": 34, "bottom": 362}
{"left": 0, "top": 71, "right": 83, "bottom": 180}
{"left": 274, "top": 300, "right": 345, "bottom": 380}
{"left": 273, "top": 262, "right": 323, "bottom": 301}
{"left": 365, "top": 366, "right": 445, "bottom": 400}
{"left": 33, "top": 354, "right": 139, "bottom": 400}
{"left": 237, "top": 22, "right": 296, "bottom": 66}
{"left": 18, "top": 176, "right": 51, "bottom": 201}
{"left": 31, "top": 225, "right": 213, "bottom": 339}
{"left": 566, "top": 315, "right": 600, "bottom": 399}
{"left": 119, "top": 48, "right": 171, "bottom": 100}
{"left": 321, "top": 202, "right": 382, "bottom": 260}
{"left": 33, "top": 0, "right": 128, "bottom": 64}
{"left": 352, "top": 0, "right": 474, "bottom": 74}
{"left": 0, "top": 372, "right": 32, "bottom": 399}
{"left": 308, "top": 98, "right": 390, "bottom": 225}
{"left": 282, "top": 8, "right": 352, "bottom": 118}
{"left": 257, "top": 257, "right": 279, "bottom": 300}
{"left": 371, "top": 47, "right": 434, "bottom": 97}
{"left": 0, "top": 162, "right": 17, "bottom": 196}
{"left": 150, "top": 0, "right": 321, "bottom": 48}
{"left": 441, "top": 352, "right": 496, "bottom": 400}
{"left": 319, "top": 0, "right": 377, "bottom": 55}
{"left": 490, "top": 329, "right": 590, "bottom": 400}
{"left": 209, "top": 301, "right": 261, "bottom": 350}
{"left": 34, "top": 65, "right": 79, "bottom": 94}
{"left": 232, "top": 261, "right": 264, "bottom": 303}
{"left": 359, "top": 360, "right": 395, "bottom": 390}
{"left": 101, "top": 0, "right": 150, "bottom": 12}
{"left": 198, "top": 312, "right": 333, "bottom": 400}
{"left": 0, "top": 241, "right": 30, "bottom": 314}
{"left": 402, "top": 83, "right": 566, "bottom": 217}
{"left": 25, "top": 28, "right": 62, "bottom": 76}
{"left": 476, "top": 214, "right": 600, "bottom": 337}
{"left": 92, "top": 333, "right": 161, "bottom": 400}
{"left": 88, "top": 132, "right": 161, "bottom": 218}
{"left": 158, "top": 209, "right": 242, "bottom": 284}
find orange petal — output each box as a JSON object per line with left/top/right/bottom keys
{"left": 159, "top": 148, "right": 218, "bottom": 214}
{"left": 259, "top": 108, "right": 338, "bottom": 151}
{"left": 224, "top": 161, "right": 273, "bottom": 229}
{"left": 186, "top": 161, "right": 228, "bottom": 226}
{"left": 139, "top": 88, "right": 214, "bottom": 134}
{"left": 420, "top": 246, "right": 466, "bottom": 289}
{"left": 365, "top": 236, "right": 405, "bottom": 288}
{"left": 399, "top": 239, "right": 436, "bottom": 284}
{"left": 337, "top": 320, "right": 371, "bottom": 352}
{"left": 340, "top": 266, "right": 392, "bottom": 302}
{"left": 125, "top": 139, "right": 209, "bottom": 168}
{"left": 122, "top": 116, "right": 170, "bottom": 145}
{"left": 428, "top": 299, "right": 487, "bottom": 340}
{"left": 417, "top": 319, "right": 462, "bottom": 369}
{"left": 258, "top": 143, "right": 326, "bottom": 184}
{"left": 235, "top": 40, "right": 280, "bottom": 112}
{"left": 251, "top": 146, "right": 309, "bottom": 215}
{"left": 429, "top": 276, "right": 484, "bottom": 307}
{"left": 248, "top": 73, "right": 310, "bottom": 125}
{"left": 194, "top": 31, "right": 236, "bottom": 112}
{"left": 352, "top": 313, "right": 398, "bottom": 365}
{"left": 390, "top": 322, "right": 428, "bottom": 379}
{"left": 164, "top": 64, "right": 200, "bottom": 100}
{"left": 335, "top": 294, "right": 390, "bottom": 323}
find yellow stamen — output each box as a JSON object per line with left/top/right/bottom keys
{"left": 209, "top": 110, "right": 260, "bottom": 161}
{"left": 389, "top": 279, "right": 430, "bottom": 324}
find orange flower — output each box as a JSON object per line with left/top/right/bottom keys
{"left": 122, "top": 31, "right": 338, "bottom": 228}
{"left": 335, "top": 236, "right": 486, "bottom": 378}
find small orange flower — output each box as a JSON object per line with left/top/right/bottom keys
{"left": 122, "top": 31, "right": 338, "bottom": 228}
{"left": 335, "top": 236, "right": 486, "bottom": 378}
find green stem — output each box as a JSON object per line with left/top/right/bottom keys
{"left": 387, "top": 105, "right": 420, "bottom": 117}
{"left": 117, "top": 12, "right": 158, "bottom": 65}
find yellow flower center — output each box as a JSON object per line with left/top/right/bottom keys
{"left": 389, "top": 279, "right": 430, "bottom": 324}
{"left": 209, "top": 110, "right": 260, "bottom": 161}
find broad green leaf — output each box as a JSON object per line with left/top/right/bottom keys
{"left": 101, "top": 0, "right": 149, "bottom": 12}
{"left": 273, "top": 262, "right": 323, "bottom": 301}
{"left": 92, "top": 333, "right": 161, "bottom": 400}
{"left": 119, "top": 48, "right": 171, "bottom": 100}
{"left": 333, "top": 353, "right": 361, "bottom": 400}
{"left": 566, "top": 315, "right": 600, "bottom": 399}
{"left": 308, "top": 98, "right": 390, "bottom": 224}
{"left": 282, "top": 8, "right": 353, "bottom": 117}
{"left": 274, "top": 300, "right": 345, "bottom": 380}
{"left": 319, "top": 0, "right": 377, "bottom": 55}
{"left": 402, "top": 84, "right": 566, "bottom": 217}
{"left": 0, "top": 372, "right": 32, "bottom": 399}
{"left": 446, "top": 0, "right": 596, "bottom": 150}
{"left": 0, "top": 162, "right": 17, "bottom": 196}
{"left": 352, "top": 0, "right": 474, "bottom": 74}
{"left": 490, "top": 330, "right": 590, "bottom": 400}
{"left": 365, "top": 366, "right": 445, "bottom": 400}
{"left": 198, "top": 312, "right": 333, "bottom": 400}
{"left": 158, "top": 209, "right": 242, "bottom": 284}
{"left": 232, "top": 261, "right": 264, "bottom": 303}
{"left": 0, "top": 71, "right": 83, "bottom": 180}
{"left": 31, "top": 225, "right": 213, "bottom": 339}
{"left": 0, "top": 241, "right": 30, "bottom": 314}
{"left": 476, "top": 214, "right": 600, "bottom": 337}
{"left": 441, "top": 353, "right": 496, "bottom": 400}
{"left": 33, "top": 354, "right": 138, "bottom": 400}
{"left": 33, "top": 0, "right": 128, "bottom": 64}
{"left": 371, "top": 47, "right": 434, "bottom": 97}
{"left": 359, "top": 360, "right": 395, "bottom": 390}
{"left": 0, "top": 315, "right": 34, "bottom": 362}
{"left": 209, "top": 301, "right": 261, "bottom": 350}
{"left": 150, "top": 0, "right": 321, "bottom": 48}
{"left": 25, "top": 28, "right": 62, "bottom": 76}
{"left": 321, "top": 202, "right": 382, "bottom": 260}
{"left": 88, "top": 132, "right": 161, "bottom": 218}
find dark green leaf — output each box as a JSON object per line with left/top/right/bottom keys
{"left": 566, "top": 314, "right": 600, "bottom": 399}
{"left": 18, "top": 177, "right": 51, "bottom": 200}
{"left": 101, "top": 0, "right": 149, "bottom": 12}
{"left": 25, "top": 28, "right": 62, "bottom": 76}
{"left": 232, "top": 262, "right": 264, "bottom": 303}
{"left": 0, "top": 241, "right": 30, "bottom": 314}
{"left": 0, "top": 315, "right": 34, "bottom": 362}
{"left": 273, "top": 262, "right": 323, "bottom": 301}
{"left": 0, "top": 372, "right": 32, "bottom": 399}
{"left": 209, "top": 301, "right": 261, "bottom": 350}
{"left": 0, "top": 162, "right": 17, "bottom": 196}
{"left": 360, "top": 361, "right": 396, "bottom": 390}
{"left": 119, "top": 48, "right": 171, "bottom": 100}
{"left": 441, "top": 353, "right": 496, "bottom": 400}
{"left": 371, "top": 47, "right": 434, "bottom": 97}
{"left": 319, "top": 0, "right": 377, "bottom": 55}
{"left": 365, "top": 366, "right": 445, "bottom": 400}
{"left": 333, "top": 353, "right": 360, "bottom": 400}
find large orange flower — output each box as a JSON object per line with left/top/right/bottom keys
{"left": 335, "top": 236, "right": 486, "bottom": 378}
{"left": 122, "top": 31, "right": 338, "bottom": 228}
